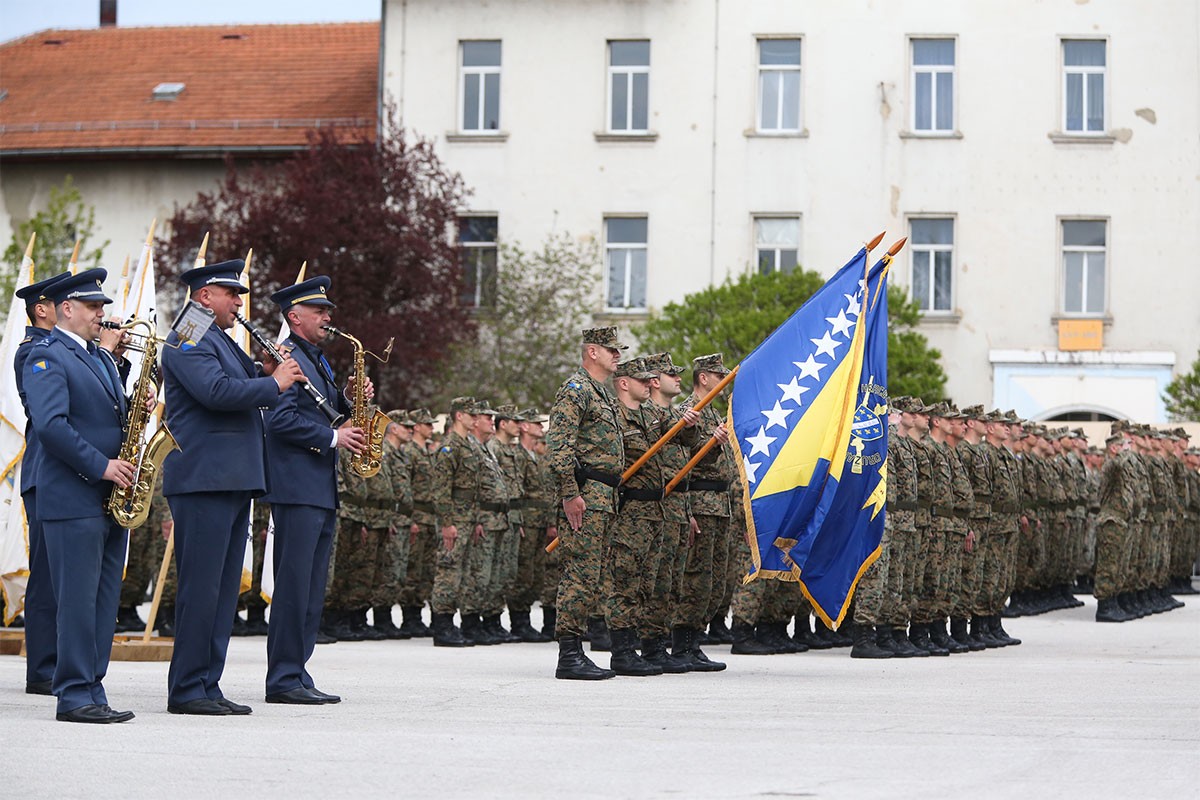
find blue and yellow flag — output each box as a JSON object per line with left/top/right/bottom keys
{"left": 730, "top": 246, "right": 891, "bottom": 627}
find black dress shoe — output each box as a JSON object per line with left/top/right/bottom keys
{"left": 307, "top": 687, "right": 341, "bottom": 704}
{"left": 57, "top": 704, "right": 127, "bottom": 724}
{"left": 215, "top": 698, "right": 253, "bottom": 715}
{"left": 265, "top": 687, "right": 326, "bottom": 705}
{"left": 26, "top": 680, "right": 53, "bottom": 696}
{"left": 169, "top": 698, "right": 232, "bottom": 716}
{"left": 99, "top": 705, "right": 136, "bottom": 723}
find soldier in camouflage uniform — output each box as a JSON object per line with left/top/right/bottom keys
{"left": 671, "top": 353, "right": 733, "bottom": 672}
{"left": 428, "top": 397, "right": 483, "bottom": 647}
{"left": 532, "top": 434, "right": 564, "bottom": 638}
{"left": 467, "top": 401, "right": 511, "bottom": 644}
{"left": 486, "top": 404, "right": 528, "bottom": 643}
{"left": 115, "top": 473, "right": 173, "bottom": 633}
{"left": 370, "top": 413, "right": 414, "bottom": 639}
{"left": 897, "top": 399, "right": 935, "bottom": 656}
{"left": 1095, "top": 429, "right": 1139, "bottom": 621}
{"left": 979, "top": 410, "right": 1022, "bottom": 644}
{"left": 507, "top": 408, "right": 554, "bottom": 641}
{"left": 398, "top": 408, "right": 438, "bottom": 637}
{"left": 546, "top": 327, "right": 627, "bottom": 681}
{"left": 956, "top": 405, "right": 998, "bottom": 648}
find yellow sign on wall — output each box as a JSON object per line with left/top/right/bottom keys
{"left": 1058, "top": 319, "right": 1104, "bottom": 351}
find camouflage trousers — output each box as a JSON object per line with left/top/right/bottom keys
{"left": 673, "top": 514, "right": 730, "bottom": 629}
{"left": 1041, "top": 510, "right": 1069, "bottom": 587}
{"left": 540, "top": 536, "right": 563, "bottom": 610}
{"left": 729, "top": 533, "right": 764, "bottom": 625}
{"left": 1093, "top": 520, "right": 1130, "bottom": 600}
{"left": 915, "top": 520, "right": 965, "bottom": 623}
{"left": 1015, "top": 514, "right": 1046, "bottom": 592}
{"left": 601, "top": 511, "right": 665, "bottom": 631}
{"left": 398, "top": 524, "right": 438, "bottom": 609}
{"left": 120, "top": 525, "right": 158, "bottom": 608}
{"left": 976, "top": 514, "right": 1018, "bottom": 614}
{"left": 853, "top": 525, "right": 892, "bottom": 626}
{"left": 713, "top": 520, "right": 743, "bottom": 619}
{"left": 954, "top": 517, "right": 989, "bottom": 618}
{"left": 374, "top": 527, "right": 410, "bottom": 607}
{"left": 507, "top": 525, "right": 549, "bottom": 613}
{"left": 484, "top": 524, "right": 520, "bottom": 616}
{"left": 1170, "top": 515, "right": 1198, "bottom": 580}
{"left": 465, "top": 525, "right": 502, "bottom": 616}
{"left": 643, "top": 521, "right": 687, "bottom": 637}
{"left": 772, "top": 581, "right": 809, "bottom": 624}
{"left": 1067, "top": 512, "right": 1088, "bottom": 580}
{"left": 328, "top": 519, "right": 386, "bottom": 610}
{"left": 906, "top": 518, "right": 933, "bottom": 617}
{"left": 555, "top": 508, "right": 613, "bottom": 637}
{"left": 430, "top": 521, "right": 471, "bottom": 615}
{"left": 883, "top": 516, "right": 917, "bottom": 627}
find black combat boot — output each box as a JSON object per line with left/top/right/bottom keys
{"left": 331, "top": 610, "right": 363, "bottom": 641}
{"left": 1059, "top": 584, "right": 1084, "bottom": 608}
{"left": 1174, "top": 577, "right": 1198, "bottom": 595}
{"left": 947, "top": 617, "right": 979, "bottom": 652}
{"left": 1001, "top": 591, "right": 1025, "bottom": 618}
{"left": 484, "top": 614, "right": 520, "bottom": 643}
{"left": 115, "top": 605, "right": 145, "bottom": 633}
{"left": 373, "top": 606, "right": 410, "bottom": 639}
{"left": 850, "top": 625, "right": 894, "bottom": 659}
{"left": 729, "top": 618, "right": 776, "bottom": 655}
{"left": 831, "top": 622, "right": 855, "bottom": 647}
{"left": 874, "top": 626, "right": 898, "bottom": 653}
{"left": 245, "top": 605, "right": 270, "bottom": 636}
{"left": 356, "top": 609, "right": 387, "bottom": 641}
{"left": 1159, "top": 587, "right": 1184, "bottom": 611}
{"left": 541, "top": 607, "right": 558, "bottom": 640}
{"left": 156, "top": 606, "right": 176, "bottom": 638}
{"left": 970, "top": 615, "right": 1003, "bottom": 648}
{"left": 683, "top": 627, "right": 727, "bottom": 672}
{"left": 431, "top": 612, "right": 472, "bottom": 647}
{"left": 463, "top": 613, "right": 500, "bottom": 645}
{"left": 923, "top": 620, "right": 954, "bottom": 655}
{"left": 556, "top": 635, "right": 616, "bottom": 680}
{"left": 1095, "top": 597, "right": 1130, "bottom": 623}
{"left": 762, "top": 621, "right": 805, "bottom": 653}
{"left": 587, "top": 617, "right": 612, "bottom": 652}
{"left": 510, "top": 610, "right": 550, "bottom": 642}
{"left": 707, "top": 613, "right": 734, "bottom": 644}
{"left": 794, "top": 615, "right": 834, "bottom": 650}
{"left": 989, "top": 615, "right": 1021, "bottom": 645}
{"left": 813, "top": 619, "right": 840, "bottom": 648}
{"left": 230, "top": 611, "right": 250, "bottom": 637}
{"left": 398, "top": 606, "right": 424, "bottom": 637}
{"left": 641, "top": 636, "right": 692, "bottom": 672}
{"left": 901, "top": 625, "right": 937, "bottom": 657}
{"left": 1116, "top": 592, "right": 1140, "bottom": 618}
{"left": 609, "top": 628, "right": 663, "bottom": 676}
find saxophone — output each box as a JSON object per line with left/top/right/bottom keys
{"left": 105, "top": 319, "right": 181, "bottom": 529}
{"left": 322, "top": 325, "right": 393, "bottom": 477}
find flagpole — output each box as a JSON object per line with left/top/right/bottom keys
{"left": 67, "top": 238, "right": 82, "bottom": 272}
{"left": 662, "top": 434, "right": 719, "bottom": 498}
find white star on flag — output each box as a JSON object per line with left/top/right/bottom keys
{"left": 776, "top": 376, "right": 811, "bottom": 405}
{"left": 794, "top": 354, "right": 827, "bottom": 381}
{"left": 811, "top": 331, "right": 842, "bottom": 359}
{"left": 844, "top": 292, "right": 862, "bottom": 317}
{"left": 825, "top": 308, "right": 854, "bottom": 338}
{"left": 762, "top": 400, "right": 793, "bottom": 430}
{"left": 745, "top": 425, "right": 777, "bottom": 457}
{"left": 743, "top": 456, "right": 762, "bottom": 484}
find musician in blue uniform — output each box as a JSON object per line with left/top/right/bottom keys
{"left": 160, "top": 260, "right": 306, "bottom": 716}
{"left": 14, "top": 270, "right": 71, "bottom": 696}
{"left": 263, "top": 276, "right": 368, "bottom": 704}
{"left": 22, "top": 269, "right": 137, "bottom": 724}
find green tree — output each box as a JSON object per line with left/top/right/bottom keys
{"left": 1, "top": 176, "right": 107, "bottom": 322}
{"left": 434, "top": 233, "right": 600, "bottom": 410}
{"left": 1164, "top": 351, "right": 1200, "bottom": 421}
{"left": 633, "top": 267, "right": 947, "bottom": 401}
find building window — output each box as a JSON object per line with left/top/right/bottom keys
{"left": 1062, "top": 219, "right": 1106, "bottom": 315}
{"left": 605, "top": 217, "right": 647, "bottom": 310}
{"left": 458, "top": 216, "right": 498, "bottom": 308}
{"left": 460, "top": 41, "right": 501, "bottom": 132}
{"left": 757, "top": 39, "right": 802, "bottom": 132}
{"left": 608, "top": 40, "right": 650, "bottom": 133}
{"left": 1063, "top": 40, "right": 1105, "bottom": 133}
{"left": 910, "top": 218, "right": 954, "bottom": 312}
{"left": 911, "top": 38, "right": 955, "bottom": 133}
{"left": 754, "top": 217, "right": 800, "bottom": 274}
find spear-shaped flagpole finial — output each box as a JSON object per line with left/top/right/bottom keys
{"left": 144, "top": 219, "right": 157, "bottom": 246}
{"left": 294, "top": 261, "right": 307, "bottom": 285}
{"left": 886, "top": 237, "right": 908, "bottom": 257}
{"left": 120, "top": 254, "right": 131, "bottom": 279}
{"left": 243, "top": 248, "right": 253, "bottom": 277}
{"left": 194, "top": 232, "right": 210, "bottom": 268}
{"left": 68, "top": 238, "right": 83, "bottom": 268}
{"left": 22, "top": 232, "right": 36, "bottom": 281}
{"left": 22, "top": 232, "right": 36, "bottom": 262}
{"left": 866, "top": 231, "right": 886, "bottom": 251}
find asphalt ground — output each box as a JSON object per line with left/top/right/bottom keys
{"left": 3, "top": 595, "right": 1198, "bottom": 799}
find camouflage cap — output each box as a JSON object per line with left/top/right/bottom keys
{"left": 893, "top": 396, "right": 932, "bottom": 414}
{"left": 582, "top": 326, "right": 629, "bottom": 351}
{"left": 472, "top": 399, "right": 498, "bottom": 416}
{"left": 961, "top": 404, "right": 986, "bottom": 420}
{"left": 615, "top": 357, "right": 656, "bottom": 381}
{"left": 1003, "top": 409, "right": 1022, "bottom": 424}
{"left": 519, "top": 407, "right": 548, "bottom": 424}
{"left": 409, "top": 408, "right": 436, "bottom": 425}
{"left": 449, "top": 396, "right": 477, "bottom": 416}
{"left": 1172, "top": 427, "right": 1190, "bottom": 440}
{"left": 386, "top": 408, "right": 410, "bottom": 425}
{"left": 493, "top": 403, "right": 521, "bottom": 421}
{"left": 1071, "top": 427, "right": 1087, "bottom": 440}
{"left": 983, "top": 409, "right": 1007, "bottom": 422}
{"left": 1105, "top": 433, "right": 1125, "bottom": 447}
{"left": 644, "top": 352, "right": 686, "bottom": 376}
{"left": 692, "top": 352, "right": 732, "bottom": 376}
{"left": 927, "top": 401, "right": 958, "bottom": 419}
{"left": 887, "top": 395, "right": 910, "bottom": 413}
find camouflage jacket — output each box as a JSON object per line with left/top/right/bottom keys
{"left": 521, "top": 446, "right": 556, "bottom": 529}
{"left": 487, "top": 436, "right": 526, "bottom": 526}
{"left": 887, "top": 433, "right": 918, "bottom": 533}
{"left": 474, "top": 436, "right": 511, "bottom": 531}
{"left": 680, "top": 400, "right": 732, "bottom": 518}
{"left": 1147, "top": 454, "right": 1175, "bottom": 515}
{"left": 957, "top": 440, "right": 993, "bottom": 520}
{"left": 645, "top": 398, "right": 698, "bottom": 523}
{"left": 990, "top": 444, "right": 1022, "bottom": 514}
{"left": 383, "top": 438, "right": 413, "bottom": 529}
{"left": 432, "top": 430, "right": 482, "bottom": 527}
{"left": 547, "top": 367, "right": 624, "bottom": 513}
{"left": 403, "top": 439, "right": 437, "bottom": 526}
{"left": 944, "top": 440, "right": 975, "bottom": 523}
{"left": 337, "top": 447, "right": 396, "bottom": 528}
{"left": 616, "top": 401, "right": 665, "bottom": 521}
{"left": 910, "top": 436, "right": 935, "bottom": 528}
{"left": 1098, "top": 450, "right": 1139, "bottom": 526}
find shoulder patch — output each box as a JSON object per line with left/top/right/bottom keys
{"left": 567, "top": 380, "right": 581, "bottom": 389}
{"left": 180, "top": 339, "right": 197, "bottom": 351}
{"left": 32, "top": 359, "right": 49, "bottom": 373}
{"left": 440, "top": 446, "right": 452, "bottom": 453}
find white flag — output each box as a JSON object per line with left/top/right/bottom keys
{"left": 0, "top": 257, "right": 34, "bottom": 623}
{"left": 261, "top": 512, "right": 275, "bottom": 604}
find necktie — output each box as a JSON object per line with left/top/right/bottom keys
{"left": 88, "top": 343, "right": 119, "bottom": 397}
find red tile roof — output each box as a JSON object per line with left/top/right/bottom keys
{"left": 0, "top": 22, "right": 379, "bottom": 157}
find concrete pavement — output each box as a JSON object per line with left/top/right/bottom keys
{"left": 3, "top": 596, "right": 1198, "bottom": 799}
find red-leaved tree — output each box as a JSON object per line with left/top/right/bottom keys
{"left": 159, "top": 106, "right": 474, "bottom": 407}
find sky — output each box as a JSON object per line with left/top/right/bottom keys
{"left": 0, "top": 0, "right": 381, "bottom": 43}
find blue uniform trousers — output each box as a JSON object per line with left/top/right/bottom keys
{"left": 167, "top": 491, "right": 253, "bottom": 705}
{"left": 42, "top": 516, "right": 126, "bottom": 714}
{"left": 266, "top": 504, "right": 335, "bottom": 695}
{"left": 22, "top": 489, "right": 57, "bottom": 685}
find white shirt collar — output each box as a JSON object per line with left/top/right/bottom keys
{"left": 54, "top": 325, "right": 90, "bottom": 350}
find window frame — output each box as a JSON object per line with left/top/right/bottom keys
{"left": 459, "top": 40, "right": 502, "bottom": 134}
{"left": 1059, "top": 216, "right": 1109, "bottom": 317}
{"left": 457, "top": 214, "right": 499, "bottom": 309}
{"left": 604, "top": 215, "right": 649, "bottom": 312}
{"left": 755, "top": 36, "right": 804, "bottom": 134}
{"left": 908, "top": 215, "right": 956, "bottom": 315}
{"left": 606, "top": 40, "right": 651, "bottom": 134}
{"left": 1061, "top": 38, "right": 1108, "bottom": 135}
{"left": 909, "top": 36, "right": 957, "bottom": 135}
{"left": 752, "top": 214, "right": 802, "bottom": 275}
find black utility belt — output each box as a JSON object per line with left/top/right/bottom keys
{"left": 412, "top": 501, "right": 434, "bottom": 513}
{"left": 342, "top": 495, "right": 410, "bottom": 514}
{"left": 480, "top": 501, "right": 509, "bottom": 514}
{"left": 890, "top": 500, "right": 918, "bottom": 511}
{"left": 685, "top": 479, "right": 729, "bottom": 493}
{"left": 575, "top": 465, "right": 621, "bottom": 488}
{"left": 451, "top": 489, "right": 477, "bottom": 502}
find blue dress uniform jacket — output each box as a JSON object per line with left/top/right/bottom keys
{"left": 262, "top": 336, "right": 350, "bottom": 509}
{"left": 24, "top": 333, "right": 127, "bottom": 521}
{"left": 161, "top": 327, "right": 279, "bottom": 496}
{"left": 16, "top": 326, "right": 51, "bottom": 494}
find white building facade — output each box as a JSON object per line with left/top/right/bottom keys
{"left": 381, "top": 0, "right": 1200, "bottom": 421}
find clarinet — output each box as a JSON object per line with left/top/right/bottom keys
{"left": 233, "top": 311, "right": 345, "bottom": 426}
